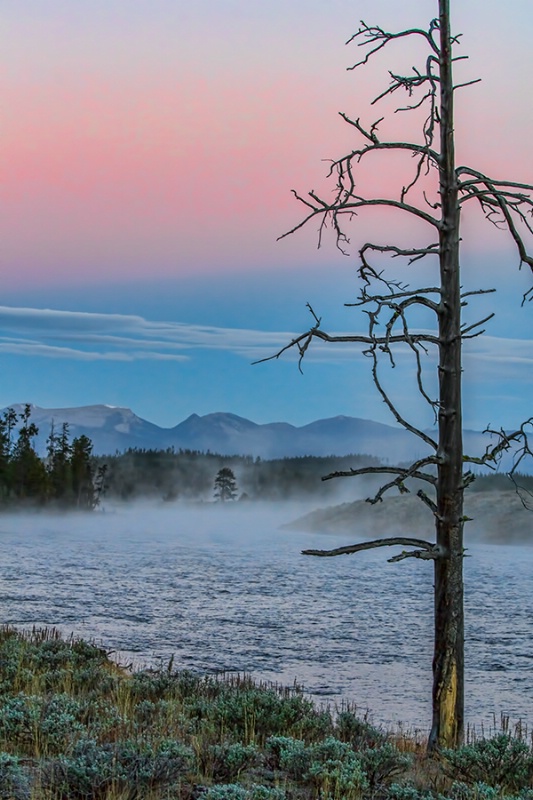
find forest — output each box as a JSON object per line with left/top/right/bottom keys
{"left": 96, "top": 447, "right": 532, "bottom": 504}
{"left": 1, "top": 405, "right": 529, "bottom": 509}
{"left": 0, "top": 405, "right": 106, "bottom": 510}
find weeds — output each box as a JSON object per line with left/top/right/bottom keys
{"left": 0, "top": 628, "right": 531, "bottom": 800}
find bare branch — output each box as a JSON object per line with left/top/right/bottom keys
{"left": 277, "top": 191, "right": 442, "bottom": 254}
{"left": 466, "top": 420, "right": 533, "bottom": 510}
{"left": 312, "top": 192, "right": 443, "bottom": 229}
{"left": 355, "top": 248, "right": 439, "bottom": 298}
{"left": 252, "top": 299, "right": 440, "bottom": 370}
{"left": 336, "top": 114, "right": 441, "bottom": 165}
{"left": 460, "top": 313, "right": 495, "bottom": 337}
{"left": 302, "top": 536, "right": 444, "bottom": 560}
{"left": 372, "top": 67, "right": 439, "bottom": 107}
{"left": 457, "top": 170, "right": 533, "bottom": 194}
{"left": 455, "top": 168, "right": 533, "bottom": 302}
{"left": 417, "top": 488, "right": 438, "bottom": 515}
{"left": 483, "top": 419, "right": 532, "bottom": 467}
{"left": 401, "top": 153, "right": 429, "bottom": 202}
{"left": 322, "top": 459, "right": 437, "bottom": 487}
{"left": 366, "top": 344, "right": 438, "bottom": 450}
{"left": 364, "top": 455, "right": 439, "bottom": 504}
{"left": 346, "top": 20, "right": 439, "bottom": 73}
{"left": 453, "top": 78, "right": 482, "bottom": 91}
{"left": 460, "top": 288, "right": 496, "bottom": 300}
{"left": 389, "top": 548, "right": 442, "bottom": 562}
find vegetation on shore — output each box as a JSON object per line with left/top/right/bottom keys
{"left": 1, "top": 627, "right": 532, "bottom": 800}
{"left": 96, "top": 449, "right": 381, "bottom": 503}
{"left": 94, "top": 448, "right": 530, "bottom": 505}
{"left": 0, "top": 406, "right": 105, "bottom": 510}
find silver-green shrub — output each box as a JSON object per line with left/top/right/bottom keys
{"left": 443, "top": 735, "right": 533, "bottom": 793}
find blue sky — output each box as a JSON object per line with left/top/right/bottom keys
{"left": 2, "top": 0, "right": 532, "bottom": 431}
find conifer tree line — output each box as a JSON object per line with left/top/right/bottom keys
{"left": 0, "top": 404, "right": 106, "bottom": 509}
{"left": 1, "top": 406, "right": 528, "bottom": 509}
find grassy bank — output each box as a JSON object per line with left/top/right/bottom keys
{"left": 0, "top": 628, "right": 532, "bottom": 800}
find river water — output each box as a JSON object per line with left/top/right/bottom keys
{"left": 1, "top": 503, "right": 532, "bottom": 735}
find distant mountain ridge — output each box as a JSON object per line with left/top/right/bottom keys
{"left": 2, "top": 403, "right": 498, "bottom": 466}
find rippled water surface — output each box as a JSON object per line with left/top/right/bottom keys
{"left": 1, "top": 503, "right": 532, "bottom": 732}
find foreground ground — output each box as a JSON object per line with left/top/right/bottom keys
{"left": 0, "top": 628, "right": 532, "bottom": 799}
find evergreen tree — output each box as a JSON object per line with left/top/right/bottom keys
{"left": 0, "top": 406, "right": 103, "bottom": 510}
{"left": 71, "top": 434, "right": 99, "bottom": 509}
{"left": 47, "top": 422, "right": 73, "bottom": 502}
{"left": 11, "top": 404, "right": 48, "bottom": 502}
{"left": 214, "top": 467, "right": 238, "bottom": 502}
{"left": 0, "top": 408, "right": 17, "bottom": 502}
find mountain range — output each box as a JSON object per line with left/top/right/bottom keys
{"left": 3, "top": 403, "right": 501, "bottom": 466}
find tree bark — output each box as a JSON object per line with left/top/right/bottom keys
{"left": 428, "top": 0, "right": 465, "bottom": 751}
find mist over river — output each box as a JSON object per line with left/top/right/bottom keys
{"left": 1, "top": 504, "right": 532, "bottom": 733}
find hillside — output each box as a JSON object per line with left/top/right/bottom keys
{"left": 285, "top": 490, "right": 533, "bottom": 545}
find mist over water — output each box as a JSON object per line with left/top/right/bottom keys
{"left": 1, "top": 503, "right": 532, "bottom": 733}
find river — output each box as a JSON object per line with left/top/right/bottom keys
{"left": 1, "top": 503, "right": 532, "bottom": 735}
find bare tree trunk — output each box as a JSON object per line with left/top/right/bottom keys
{"left": 429, "top": 0, "right": 464, "bottom": 750}
{"left": 259, "top": 0, "right": 533, "bottom": 753}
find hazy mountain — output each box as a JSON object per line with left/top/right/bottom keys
{"left": 5, "top": 404, "right": 166, "bottom": 456}
{"left": 1, "top": 403, "right": 503, "bottom": 466}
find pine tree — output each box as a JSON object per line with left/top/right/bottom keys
{"left": 214, "top": 467, "right": 238, "bottom": 502}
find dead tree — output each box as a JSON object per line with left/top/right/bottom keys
{"left": 257, "top": 0, "right": 532, "bottom": 750}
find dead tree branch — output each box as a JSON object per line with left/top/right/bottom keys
{"left": 346, "top": 20, "right": 440, "bottom": 69}
{"left": 456, "top": 167, "right": 533, "bottom": 302}
{"left": 303, "top": 536, "right": 444, "bottom": 562}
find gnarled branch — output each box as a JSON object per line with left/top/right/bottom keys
{"left": 303, "top": 536, "right": 445, "bottom": 563}
{"left": 322, "top": 457, "right": 438, "bottom": 489}
{"left": 346, "top": 19, "right": 440, "bottom": 71}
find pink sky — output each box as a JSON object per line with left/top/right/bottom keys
{"left": 3, "top": 0, "right": 533, "bottom": 288}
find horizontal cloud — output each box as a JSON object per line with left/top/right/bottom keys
{"left": 0, "top": 304, "right": 308, "bottom": 363}
{"left": 0, "top": 340, "right": 188, "bottom": 362}
{"left": 0, "top": 306, "right": 530, "bottom": 379}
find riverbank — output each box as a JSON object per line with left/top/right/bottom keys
{"left": 0, "top": 627, "right": 532, "bottom": 800}
{"left": 284, "top": 490, "right": 533, "bottom": 545}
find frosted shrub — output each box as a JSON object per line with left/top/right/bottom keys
{"left": 0, "top": 753, "right": 30, "bottom": 800}
{"left": 265, "top": 736, "right": 309, "bottom": 778}
{"left": 335, "top": 710, "right": 385, "bottom": 749}
{"left": 359, "top": 743, "right": 413, "bottom": 789}
{"left": 208, "top": 742, "right": 258, "bottom": 781}
{"left": 42, "top": 737, "right": 195, "bottom": 799}
{"left": 443, "top": 735, "right": 533, "bottom": 792}
{"left": 308, "top": 757, "right": 368, "bottom": 799}
{"left": 386, "top": 785, "right": 434, "bottom": 800}
{"left": 203, "top": 785, "right": 249, "bottom": 800}
{"left": 211, "top": 687, "right": 330, "bottom": 742}
{"left": 449, "top": 781, "right": 504, "bottom": 800}
{"left": 0, "top": 692, "right": 87, "bottom": 754}
{"left": 204, "top": 785, "right": 285, "bottom": 800}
